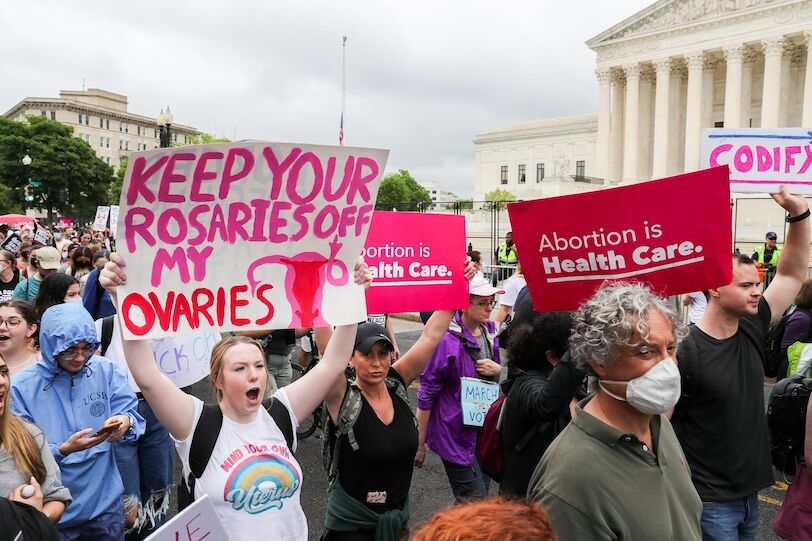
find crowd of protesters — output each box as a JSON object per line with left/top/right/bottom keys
{"left": 1, "top": 185, "right": 811, "bottom": 541}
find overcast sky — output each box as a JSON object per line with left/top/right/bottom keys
{"left": 0, "top": 0, "right": 652, "bottom": 197}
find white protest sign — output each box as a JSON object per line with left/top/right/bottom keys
{"left": 109, "top": 205, "right": 120, "bottom": 238}
{"left": 33, "top": 223, "right": 52, "bottom": 246}
{"left": 701, "top": 128, "right": 812, "bottom": 194}
{"left": 117, "top": 142, "right": 388, "bottom": 339}
{"left": 1, "top": 233, "right": 22, "bottom": 254}
{"left": 145, "top": 495, "right": 227, "bottom": 541}
{"left": 460, "top": 377, "right": 500, "bottom": 427}
{"left": 93, "top": 206, "right": 110, "bottom": 231}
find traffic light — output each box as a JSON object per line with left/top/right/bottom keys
{"left": 24, "top": 185, "right": 34, "bottom": 203}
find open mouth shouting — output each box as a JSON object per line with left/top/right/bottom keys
{"left": 246, "top": 387, "right": 261, "bottom": 402}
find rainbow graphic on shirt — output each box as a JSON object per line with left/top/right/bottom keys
{"left": 224, "top": 453, "right": 301, "bottom": 514}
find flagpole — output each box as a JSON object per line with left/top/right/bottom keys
{"left": 340, "top": 36, "right": 347, "bottom": 146}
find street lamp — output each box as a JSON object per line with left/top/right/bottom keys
{"left": 21, "top": 155, "right": 33, "bottom": 207}
{"left": 157, "top": 107, "right": 173, "bottom": 148}
{"left": 21, "top": 154, "right": 31, "bottom": 167}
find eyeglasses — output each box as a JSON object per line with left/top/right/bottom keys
{"left": 0, "top": 318, "right": 23, "bottom": 328}
{"left": 471, "top": 299, "right": 497, "bottom": 308}
{"left": 57, "top": 345, "right": 95, "bottom": 363}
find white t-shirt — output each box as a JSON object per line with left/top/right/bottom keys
{"left": 175, "top": 390, "right": 306, "bottom": 541}
{"left": 500, "top": 275, "right": 527, "bottom": 309}
{"left": 686, "top": 291, "right": 707, "bottom": 324}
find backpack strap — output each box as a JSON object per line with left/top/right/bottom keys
{"left": 185, "top": 404, "right": 224, "bottom": 502}
{"left": 100, "top": 315, "right": 115, "bottom": 356}
{"left": 263, "top": 396, "right": 294, "bottom": 450}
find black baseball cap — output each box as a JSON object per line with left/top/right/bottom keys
{"left": 355, "top": 322, "right": 394, "bottom": 354}
{"left": 766, "top": 232, "right": 778, "bottom": 240}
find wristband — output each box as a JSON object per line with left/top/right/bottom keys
{"left": 786, "top": 209, "right": 811, "bottom": 223}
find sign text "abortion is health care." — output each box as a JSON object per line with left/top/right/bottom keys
{"left": 508, "top": 167, "right": 733, "bottom": 312}
{"left": 117, "top": 143, "right": 388, "bottom": 339}
{"left": 701, "top": 128, "right": 812, "bottom": 194}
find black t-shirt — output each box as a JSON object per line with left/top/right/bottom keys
{"left": 0, "top": 273, "right": 19, "bottom": 302}
{"left": 671, "top": 297, "right": 774, "bottom": 501}
{"left": 262, "top": 329, "right": 295, "bottom": 355}
{"left": 336, "top": 368, "right": 418, "bottom": 513}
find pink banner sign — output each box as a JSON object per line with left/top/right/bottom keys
{"left": 364, "top": 212, "right": 468, "bottom": 313}
{"left": 116, "top": 142, "right": 388, "bottom": 339}
{"left": 508, "top": 167, "right": 733, "bottom": 312}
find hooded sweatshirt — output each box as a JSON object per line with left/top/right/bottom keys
{"left": 10, "top": 302, "right": 145, "bottom": 529}
{"left": 416, "top": 312, "right": 500, "bottom": 466}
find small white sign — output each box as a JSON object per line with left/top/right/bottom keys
{"left": 145, "top": 495, "right": 227, "bottom": 541}
{"left": 109, "top": 205, "right": 120, "bottom": 238}
{"left": 93, "top": 206, "right": 110, "bottom": 232}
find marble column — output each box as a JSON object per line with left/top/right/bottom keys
{"left": 595, "top": 68, "right": 612, "bottom": 181}
{"left": 638, "top": 67, "right": 654, "bottom": 179}
{"left": 741, "top": 49, "right": 755, "bottom": 128}
{"left": 684, "top": 51, "right": 704, "bottom": 172}
{"left": 724, "top": 44, "right": 744, "bottom": 128}
{"left": 652, "top": 58, "right": 671, "bottom": 179}
{"left": 609, "top": 70, "right": 625, "bottom": 183}
{"left": 622, "top": 64, "right": 640, "bottom": 182}
{"left": 668, "top": 62, "right": 686, "bottom": 175}
{"left": 761, "top": 36, "right": 785, "bottom": 128}
{"left": 804, "top": 32, "right": 812, "bottom": 126}
{"left": 701, "top": 56, "right": 717, "bottom": 129}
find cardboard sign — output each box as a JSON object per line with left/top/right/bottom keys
{"left": 145, "top": 495, "right": 227, "bottom": 541}
{"left": 701, "top": 128, "right": 812, "bottom": 194}
{"left": 117, "top": 142, "right": 388, "bottom": 339}
{"left": 508, "top": 167, "right": 733, "bottom": 312}
{"left": 0, "top": 233, "right": 21, "bottom": 254}
{"left": 93, "top": 206, "right": 110, "bottom": 231}
{"left": 109, "top": 205, "right": 120, "bottom": 238}
{"left": 460, "top": 377, "right": 500, "bottom": 427}
{"left": 363, "top": 212, "right": 468, "bottom": 313}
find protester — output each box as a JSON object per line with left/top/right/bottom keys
{"left": 780, "top": 278, "right": 812, "bottom": 378}
{"left": 13, "top": 246, "right": 60, "bottom": 303}
{"left": 495, "top": 231, "right": 517, "bottom": 283}
{"left": 81, "top": 263, "right": 116, "bottom": 320}
{"left": 671, "top": 188, "right": 810, "bottom": 540}
{"left": 410, "top": 497, "right": 558, "bottom": 541}
{"left": 681, "top": 291, "right": 707, "bottom": 325}
{"left": 0, "top": 354, "right": 72, "bottom": 523}
{"left": 494, "top": 263, "right": 525, "bottom": 327}
{"left": 416, "top": 275, "right": 502, "bottom": 501}
{"left": 16, "top": 242, "right": 32, "bottom": 277}
{"left": 68, "top": 247, "right": 94, "bottom": 281}
{"left": 528, "top": 283, "right": 701, "bottom": 540}
{"left": 366, "top": 313, "right": 400, "bottom": 359}
{"left": 321, "top": 259, "right": 474, "bottom": 540}
{"left": 0, "top": 250, "right": 20, "bottom": 302}
{"left": 11, "top": 302, "right": 145, "bottom": 539}
{"left": 78, "top": 232, "right": 91, "bottom": 247}
{"left": 58, "top": 243, "right": 80, "bottom": 274}
{"left": 0, "top": 301, "right": 39, "bottom": 376}
{"left": 100, "top": 252, "right": 371, "bottom": 540}
{"left": 33, "top": 274, "right": 81, "bottom": 319}
{"left": 499, "top": 311, "right": 574, "bottom": 498}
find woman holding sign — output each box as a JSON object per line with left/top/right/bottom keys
{"left": 415, "top": 276, "right": 503, "bottom": 502}
{"left": 100, "top": 253, "right": 371, "bottom": 541}
{"left": 320, "top": 258, "right": 476, "bottom": 541}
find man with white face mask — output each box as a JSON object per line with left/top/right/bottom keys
{"left": 671, "top": 186, "right": 810, "bottom": 541}
{"left": 527, "top": 284, "right": 702, "bottom": 540}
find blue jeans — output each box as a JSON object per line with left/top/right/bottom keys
{"left": 441, "top": 458, "right": 490, "bottom": 502}
{"left": 58, "top": 501, "right": 124, "bottom": 541}
{"left": 700, "top": 494, "right": 759, "bottom": 541}
{"left": 113, "top": 399, "right": 174, "bottom": 539}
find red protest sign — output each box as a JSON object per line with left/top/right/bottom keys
{"left": 364, "top": 212, "right": 468, "bottom": 313}
{"left": 508, "top": 166, "right": 733, "bottom": 312}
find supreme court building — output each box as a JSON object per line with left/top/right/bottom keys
{"left": 474, "top": 0, "right": 812, "bottom": 202}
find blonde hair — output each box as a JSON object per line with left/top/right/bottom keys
{"left": 0, "top": 356, "right": 46, "bottom": 484}
{"left": 209, "top": 335, "right": 265, "bottom": 401}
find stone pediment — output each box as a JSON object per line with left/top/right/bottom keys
{"left": 587, "top": 0, "right": 787, "bottom": 46}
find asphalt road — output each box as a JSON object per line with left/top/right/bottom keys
{"left": 182, "top": 319, "right": 787, "bottom": 540}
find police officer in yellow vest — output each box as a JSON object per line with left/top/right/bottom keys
{"left": 495, "top": 231, "right": 518, "bottom": 282}
{"left": 752, "top": 231, "right": 782, "bottom": 269}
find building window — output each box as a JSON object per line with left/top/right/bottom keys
{"left": 78, "top": 113, "right": 83, "bottom": 124}
{"left": 119, "top": 140, "right": 123, "bottom": 150}
{"left": 41, "top": 110, "right": 47, "bottom": 117}
{"left": 536, "top": 163, "right": 545, "bottom": 182}
{"left": 500, "top": 166, "right": 508, "bottom": 185}
{"left": 518, "top": 164, "right": 526, "bottom": 184}
{"left": 125, "top": 141, "right": 129, "bottom": 151}
{"left": 50, "top": 111, "right": 56, "bottom": 120}
{"left": 576, "top": 160, "right": 585, "bottom": 180}
{"left": 106, "top": 137, "right": 110, "bottom": 148}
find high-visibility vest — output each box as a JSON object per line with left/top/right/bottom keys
{"left": 498, "top": 243, "right": 518, "bottom": 265}
{"left": 754, "top": 245, "right": 781, "bottom": 266}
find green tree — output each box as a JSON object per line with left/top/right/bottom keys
{"left": 186, "top": 132, "right": 231, "bottom": 145}
{"left": 375, "top": 169, "right": 432, "bottom": 211}
{"left": 0, "top": 183, "right": 23, "bottom": 214}
{"left": 457, "top": 199, "right": 474, "bottom": 210}
{"left": 0, "top": 116, "right": 114, "bottom": 223}
{"left": 484, "top": 188, "right": 517, "bottom": 210}
{"left": 110, "top": 155, "right": 128, "bottom": 205}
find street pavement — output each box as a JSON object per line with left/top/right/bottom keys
{"left": 184, "top": 318, "right": 786, "bottom": 540}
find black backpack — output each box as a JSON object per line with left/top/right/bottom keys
{"left": 176, "top": 398, "right": 294, "bottom": 510}
{"left": 764, "top": 308, "right": 811, "bottom": 378}
{"left": 767, "top": 375, "right": 812, "bottom": 476}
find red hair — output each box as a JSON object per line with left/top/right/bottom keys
{"left": 410, "top": 497, "right": 558, "bottom": 541}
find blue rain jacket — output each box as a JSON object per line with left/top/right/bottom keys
{"left": 11, "top": 302, "right": 145, "bottom": 528}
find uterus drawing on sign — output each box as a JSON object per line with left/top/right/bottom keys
{"left": 246, "top": 236, "right": 349, "bottom": 327}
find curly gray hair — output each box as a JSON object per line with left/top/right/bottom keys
{"left": 569, "top": 283, "right": 687, "bottom": 374}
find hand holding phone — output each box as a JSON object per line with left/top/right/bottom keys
{"left": 93, "top": 420, "right": 122, "bottom": 438}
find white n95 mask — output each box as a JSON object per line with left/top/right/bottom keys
{"left": 598, "top": 358, "right": 681, "bottom": 415}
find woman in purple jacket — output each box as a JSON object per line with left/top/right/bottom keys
{"left": 415, "top": 276, "right": 502, "bottom": 502}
